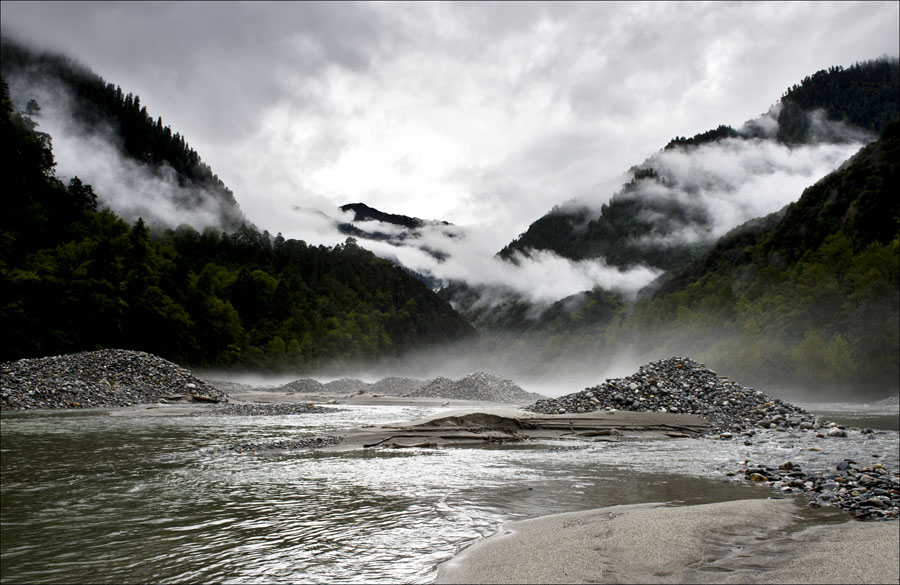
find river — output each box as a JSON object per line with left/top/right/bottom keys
{"left": 1, "top": 402, "right": 897, "bottom": 584}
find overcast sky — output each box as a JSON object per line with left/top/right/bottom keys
{"left": 2, "top": 1, "right": 898, "bottom": 250}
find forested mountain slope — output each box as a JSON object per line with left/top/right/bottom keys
{"left": 446, "top": 121, "right": 898, "bottom": 399}
{"left": 621, "top": 120, "right": 899, "bottom": 395}
{"left": 1, "top": 38, "right": 247, "bottom": 231}
{"left": 654, "top": 120, "right": 899, "bottom": 298}
{"left": 498, "top": 59, "right": 899, "bottom": 275}
{"left": 0, "top": 80, "right": 475, "bottom": 370}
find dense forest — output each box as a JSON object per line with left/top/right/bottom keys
{"left": 777, "top": 60, "right": 900, "bottom": 143}
{"left": 625, "top": 120, "right": 900, "bottom": 396}
{"left": 0, "top": 38, "right": 246, "bottom": 231}
{"left": 498, "top": 59, "right": 900, "bottom": 273}
{"left": 454, "top": 122, "right": 899, "bottom": 399}
{"left": 0, "top": 79, "right": 475, "bottom": 370}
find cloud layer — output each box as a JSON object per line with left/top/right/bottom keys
{"left": 2, "top": 2, "right": 897, "bottom": 243}
{"left": 1, "top": 2, "right": 897, "bottom": 305}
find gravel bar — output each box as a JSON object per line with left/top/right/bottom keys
{"left": 1, "top": 349, "right": 226, "bottom": 410}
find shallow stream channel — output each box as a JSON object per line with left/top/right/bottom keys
{"left": 2, "top": 402, "right": 897, "bottom": 584}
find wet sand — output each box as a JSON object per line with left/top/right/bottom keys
{"left": 320, "top": 407, "right": 708, "bottom": 451}
{"left": 436, "top": 498, "right": 900, "bottom": 584}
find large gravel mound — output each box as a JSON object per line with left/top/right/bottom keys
{"left": 279, "top": 378, "right": 327, "bottom": 393}
{"left": 525, "top": 356, "right": 828, "bottom": 435}
{"left": 1, "top": 349, "right": 226, "bottom": 410}
{"left": 406, "top": 372, "right": 545, "bottom": 403}
{"left": 369, "top": 377, "right": 425, "bottom": 395}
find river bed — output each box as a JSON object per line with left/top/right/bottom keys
{"left": 1, "top": 402, "right": 897, "bottom": 584}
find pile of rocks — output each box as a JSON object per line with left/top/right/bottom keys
{"left": 204, "top": 380, "right": 260, "bottom": 393}
{"left": 525, "top": 357, "right": 825, "bottom": 435}
{"left": 189, "top": 403, "right": 341, "bottom": 417}
{"left": 1, "top": 350, "right": 226, "bottom": 410}
{"left": 406, "top": 372, "right": 545, "bottom": 403}
{"left": 733, "top": 459, "right": 899, "bottom": 520}
{"left": 323, "top": 378, "right": 370, "bottom": 394}
{"left": 369, "top": 377, "right": 425, "bottom": 395}
{"left": 279, "top": 378, "right": 327, "bottom": 394}
{"left": 278, "top": 377, "right": 374, "bottom": 395}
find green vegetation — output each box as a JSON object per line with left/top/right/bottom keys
{"left": 0, "top": 80, "right": 474, "bottom": 370}
{"left": 665, "top": 124, "right": 742, "bottom": 150}
{"left": 467, "top": 123, "right": 900, "bottom": 398}
{"left": 497, "top": 169, "right": 709, "bottom": 271}
{"left": 1, "top": 38, "right": 245, "bottom": 230}
{"left": 778, "top": 60, "right": 900, "bottom": 143}
{"left": 629, "top": 121, "right": 900, "bottom": 396}
{"left": 499, "top": 59, "right": 899, "bottom": 276}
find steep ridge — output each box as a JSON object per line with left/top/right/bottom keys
{"left": 498, "top": 59, "right": 899, "bottom": 275}
{"left": 0, "top": 37, "right": 248, "bottom": 231}
{"left": 622, "top": 122, "right": 900, "bottom": 395}
{"left": 442, "top": 124, "right": 898, "bottom": 398}
{"left": 653, "top": 120, "right": 900, "bottom": 297}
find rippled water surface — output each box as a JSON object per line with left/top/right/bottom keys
{"left": 2, "top": 404, "right": 897, "bottom": 584}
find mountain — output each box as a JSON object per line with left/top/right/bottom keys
{"left": 0, "top": 37, "right": 248, "bottom": 232}
{"left": 446, "top": 121, "right": 899, "bottom": 398}
{"left": 651, "top": 121, "right": 899, "bottom": 299}
{"left": 336, "top": 202, "right": 461, "bottom": 262}
{"left": 340, "top": 202, "right": 434, "bottom": 231}
{"left": 0, "top": 60, "right": 475, "bottom": 370}
{"left": 498, "top": 59, "right": 899, "bottom": 276}
{"left": 625, "top": 120, "right": 900, "bottom": 396}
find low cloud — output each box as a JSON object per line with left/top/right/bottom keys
{"left": 7, "top": 74, "right": 243, "bottom": 231}
{"left": 609, "top": 132, "right": 869, "bottom": 250}
{"left": 307, "top": 209, "right": 664, "bottom": 304}
{"left": 7, "top": 66, "right": 875, "bottom": 313}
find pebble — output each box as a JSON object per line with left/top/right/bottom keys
{"left": 735, "top": 458, "right": 899, "bottom": 520}
{"left": 200, "top": 435, "right": 345, "bottom": 455}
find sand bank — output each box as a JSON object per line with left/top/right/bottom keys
{"left": 322, "top": 407, "right": 708, "bottom": 451}
{"left": 436, "top": 498, "right": 900, "bottom": 584}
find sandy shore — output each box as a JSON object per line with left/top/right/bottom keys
{"left": 436, "top": 498, "right": 900, "bottom": 584}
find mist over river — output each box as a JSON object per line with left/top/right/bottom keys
{"left": 2, "top": 402, "right": 897, "bottom": 584}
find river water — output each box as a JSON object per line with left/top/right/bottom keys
{"left": 1, "top": 402, "right": 897, "bottom": 584}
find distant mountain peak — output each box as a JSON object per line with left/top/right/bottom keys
{"left": 336, "top": 201, "right": 458, "bottom": 250}
{"left": 340, "top": 202, "right": 427, "bottom": 229}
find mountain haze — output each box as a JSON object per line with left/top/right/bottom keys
{"left": 2, "top": 35, "right": 897, "bottom": 400}
{"left": 457, "top": 122, "right": 899, "bottom": 398}
{"left": 498, "top": 59, "right": 899, "bottom": 275}
{"left": 1, "top": 37, "right": 248, "bottom": 231}
{"left": 336, "top": 202, "right": 460, "bottom": 261}
{"left": 629, "top": 121, "right": 900, "bottom": 396}
{"left": 0, "top": 43, "right": 476, "bottom": 371}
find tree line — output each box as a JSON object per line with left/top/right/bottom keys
{"left": 0, "top": 80, "right": 475, "bottom": 370}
